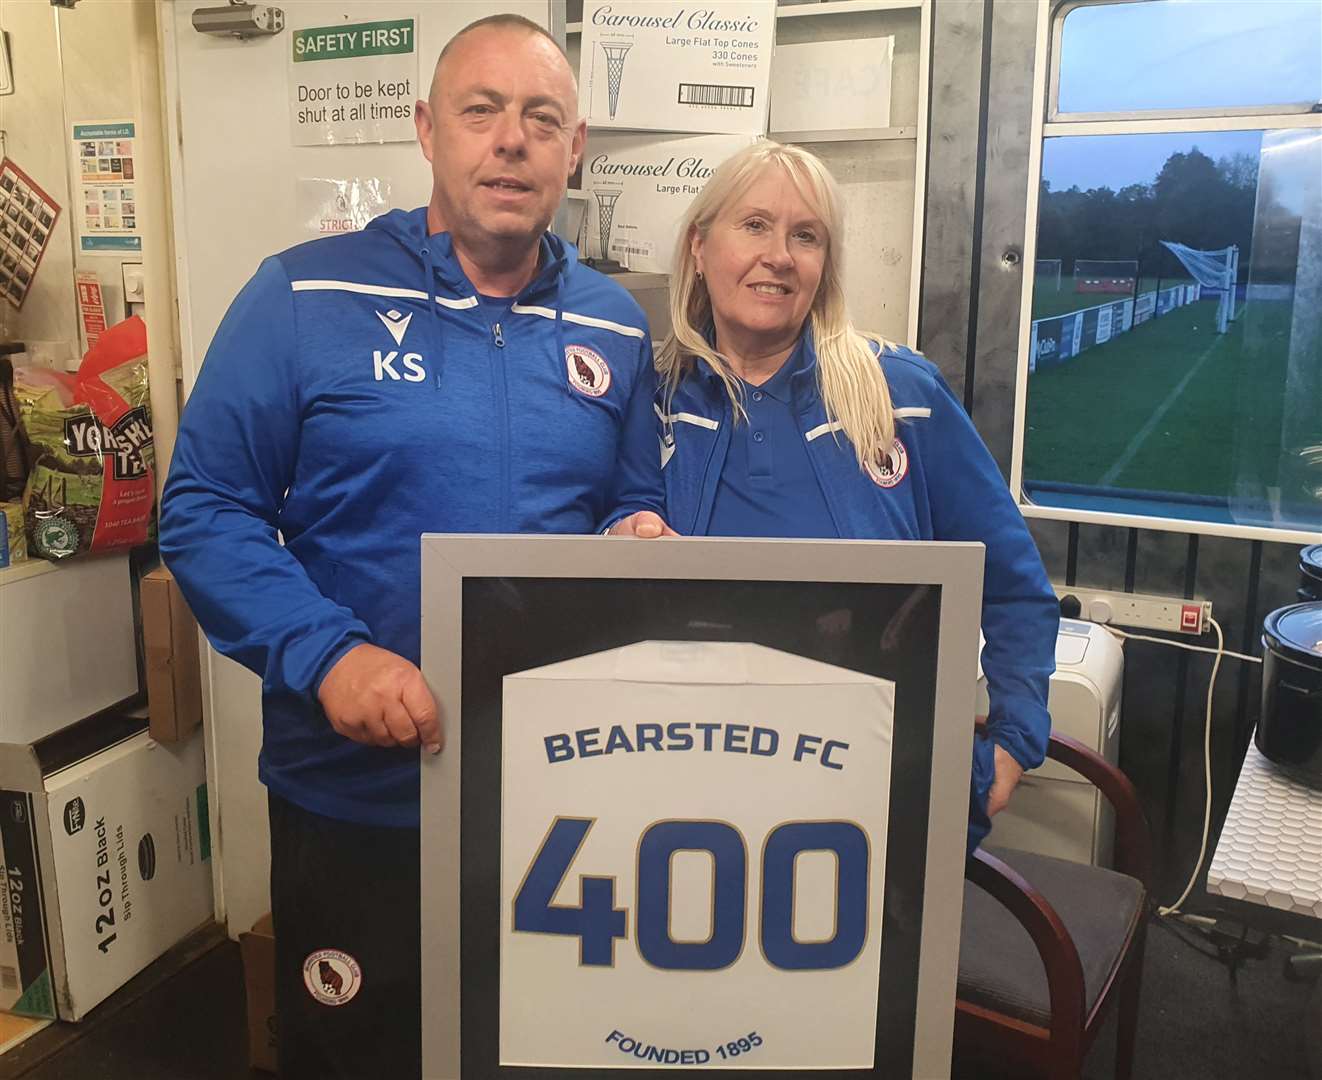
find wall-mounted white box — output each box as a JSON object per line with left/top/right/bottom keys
{"left": 0, "top": 555, "right": 139, "bottom": 744}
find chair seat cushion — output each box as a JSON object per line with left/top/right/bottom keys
{"left": 957, "top": 846, "right": 1144, "bottom": 1027}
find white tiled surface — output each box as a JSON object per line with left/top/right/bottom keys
{"left": 1208, "top": 744, "right": 1322, "bottom": 920}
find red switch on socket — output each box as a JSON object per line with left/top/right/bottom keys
{"left": 1180, "top": 605, "right": 1202, "bottom": 632}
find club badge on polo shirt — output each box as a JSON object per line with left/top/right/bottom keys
{"left": 866, "top": 438, "right": 909, "bottom": 488}
{"left": 303, "top": 949, "right": 363, "bottom": 1006}
{"left": 566, "top": 345, "right": 611, "bottom": 398}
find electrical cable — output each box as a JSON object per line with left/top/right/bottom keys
{"left": 1158, "top": 616, "right": 1226, "bottom": 918}
{"left": 1102, "top": 624, "right": 1260, "bottom": 664}
{"left": 1151, "top": 908, "right": 1228, "bottom": 962}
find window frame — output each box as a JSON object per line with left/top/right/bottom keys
{"left": 1009, "top": 0, "right": 1322, "bottom": 546}
{"left": 1047, "top": 0, "right": 1322, "bottom": 124}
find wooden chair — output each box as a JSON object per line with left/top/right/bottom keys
{"left": 955, "top": 727, "right": 1152, "bottom": 1080}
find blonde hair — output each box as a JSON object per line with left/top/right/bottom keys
{"left": 657, "top": 141, "right": 896, "bottom": 471}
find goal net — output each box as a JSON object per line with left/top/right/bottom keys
{"left": 1074, "top": 259, "right": 1138, "bottom": 295}
{"left": 1035, "top": 258, "right": 1062, "bottom": 292}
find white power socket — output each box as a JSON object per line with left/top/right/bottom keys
{"left": 1052, "top": 585, "right": 1212, "bottom": 635}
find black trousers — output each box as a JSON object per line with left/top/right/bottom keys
{"left": 268, "top": 793, "right": 421, "bottom": 1080}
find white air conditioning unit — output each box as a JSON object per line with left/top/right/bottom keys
{"left": 976, "top": 618, "right": 1124, "bottom": 867}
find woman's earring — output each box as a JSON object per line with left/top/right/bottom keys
{"left": 695, "top": 269, "right": 704, "bottom": 280}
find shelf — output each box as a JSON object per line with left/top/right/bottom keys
{"left": 772, "top": 125, "right": 915, "bottom": 143}
{"left": 567, "top": 1, "right": 922, "bottom": 34}
{"left": 775, "top": 0, "right": 923, "bottom": 17}
{"left": 605, "top": 271, "right": 670, "bottom": 292}
{"left": 0, "top": 559, "right": 57, "bottom": 585}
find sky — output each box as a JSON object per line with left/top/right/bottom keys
{"left": 1058, "top": 0, "right": 1321, "bottom": 114}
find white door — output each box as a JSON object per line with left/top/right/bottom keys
{"left": 162, "top": 0, "right": 548, "bottom": 937}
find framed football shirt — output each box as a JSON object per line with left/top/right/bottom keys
{"left": 420, "top": 536, "right": 983, "bottom": 1079}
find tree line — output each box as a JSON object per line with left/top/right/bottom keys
{"left": 1037, "top": 147, "right": 1257, "bottom": 282}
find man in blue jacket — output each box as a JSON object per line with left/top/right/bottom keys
{"left": 161, "top": 14, "right": 668, "bottom": 1078}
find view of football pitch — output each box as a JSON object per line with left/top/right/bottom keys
{"left": 1023, "top": 297, "right": 1290, "bottom": 501}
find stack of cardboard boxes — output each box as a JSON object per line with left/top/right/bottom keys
{"left": 0, "top": 558, "right": 214, "bottom": 1023}
{"left": 241, "top": 914, "right": 277, "bottom": 1072}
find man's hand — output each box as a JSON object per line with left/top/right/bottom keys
{"left": 986, "top": 744, "right": 1025, "bottom": 817}
{"left": 318, "top": 643, "right": 443, "bottom": 754}
{"left": 608, "top": 511, "right": 679, "bottom": 538}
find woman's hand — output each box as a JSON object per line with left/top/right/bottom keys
{"left": 608, "top": 511, "right": 679, "bottom": 538}
{"left": 986, "top": 745, "right": 1025, "bottom": 817}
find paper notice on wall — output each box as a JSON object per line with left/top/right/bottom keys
{"left": 581, "top": 132, "right": 757, "bottom": 272}
{"left": 72, "top": 122, "right": 141, "bottom": 255}
{"left": 75, "top": 271, "right": 107, "bottom": 351}
{"left": 0, "top": 158, "right": 60, "bottom": 310}
{"left": 770, "top": 37, "right": 894, "bottom": 134}
{"left": 295, "top": 177, "right": 392, "bottom": 237}
{"left": 290, "top": 18, "right": 419, "bottom": 146}
{"left": 580, "top": 1, "right": 774, "bottom": 134}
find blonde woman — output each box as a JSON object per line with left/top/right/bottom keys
{"left": 656, "top": 141, "right": 1058, "bottom": 854}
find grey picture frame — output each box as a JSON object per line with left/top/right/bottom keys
{"left": 420, "top": 534, "right": 984, "bottom": 1080}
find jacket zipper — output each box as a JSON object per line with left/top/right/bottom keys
{"left": 490, "top": 318, "right": 511, "bottom": 530}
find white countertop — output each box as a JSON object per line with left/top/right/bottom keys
{"left": 1208, "top": 742, "right": 1322, "bottom": 922}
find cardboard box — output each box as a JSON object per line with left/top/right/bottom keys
{"left": 580, "top": 131, "right": 758, "bottom": 273}
{"left": 141, "top": 568, "right": 202, "bottom": 742}
{"left": 498, "top": 641, "right": 895, "bottom": 1070}
{"left": 0, "top": 717, "right": 214, "bottom": 1019}
{"left": 580, "top": 0, "right": 774, "bottom": 134}
{"left": 769, "top": 38, "right": 894, "bottom": 135}
{"left": 240, "top": 913, "right": 276, "bottom": 1073}
{"left": 0, "top": 554, "right": 138, "bottom": 743}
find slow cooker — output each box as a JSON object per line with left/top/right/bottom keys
{"left": 1300, "top": 545, "right": 1322, "bottom": 602}
{"left": 1257, "top": 602, "right": 1322, "bottom": 782}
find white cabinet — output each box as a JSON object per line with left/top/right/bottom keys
{"left": 978, "top": 618, "right": 1125, "bottom": 867}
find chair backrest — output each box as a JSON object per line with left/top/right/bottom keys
{"left": 974, "top": 718, "right": 1152, "bottom": 889}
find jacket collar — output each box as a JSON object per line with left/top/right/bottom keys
{"left": 688, "top": 325, "right": 821, "bottom": 413}
{"left": 366, "top": 206, "right": 573, "bottom": 304}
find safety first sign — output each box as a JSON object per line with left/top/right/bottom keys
{"left": 289, "top": 18, "right": 418, "bottom": 146}
{"left": 499, "top": 641, "right": 894, "bottom": 1069}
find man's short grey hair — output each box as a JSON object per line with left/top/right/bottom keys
{"left": 435, "top": 13, "right": 566, "bottom": 78}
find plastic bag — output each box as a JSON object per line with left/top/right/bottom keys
{"left": 15, "top": 316, "right": 154, "bottom": 560}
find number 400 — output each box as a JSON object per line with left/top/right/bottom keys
{"left": 512, "top": 817, "right": 870, "bottom": 972}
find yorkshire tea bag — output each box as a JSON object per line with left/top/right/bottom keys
{"left": 15, "top": 317, "right": 154, "bottom": 560}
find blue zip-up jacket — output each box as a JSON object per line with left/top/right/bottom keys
{"left": 660, "top": 333, "right": 1058, "bottom": 845}
{"left": 161, "top": 207, "right": 664, "bottom": 827}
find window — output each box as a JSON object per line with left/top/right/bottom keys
{"left": 1016, "top": 1, "right": 1322, "bottom": 541}
{"left": 1056, "top": 0, "right": 1321, "bottom": 116}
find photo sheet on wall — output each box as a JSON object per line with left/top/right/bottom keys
{"left": 419, "top": 535, "right": 984, "bottom": 1080}
{"left": 0, "top": 158, "right": 61, "bottom": 310}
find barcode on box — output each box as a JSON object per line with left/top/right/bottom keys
{"left": 1, "top": 965, "right": 17, "bottom": 991}
{"left": 678, "top": 83, "right": 755, "bottom": 108}
{"left": 612, "top": 244, "right": 653, "bottom": 257}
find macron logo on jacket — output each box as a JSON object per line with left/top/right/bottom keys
{"left": 373, "top": 308, "right": 425, "bottom": 383}
{"left": 376, "top": 308, "right": 412, "bottom": 346}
